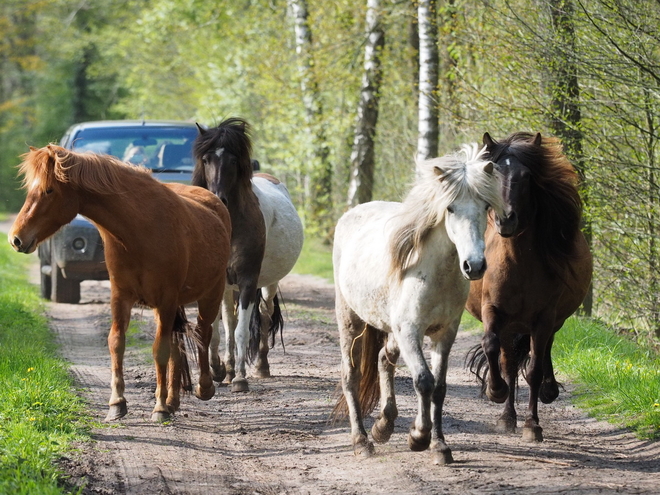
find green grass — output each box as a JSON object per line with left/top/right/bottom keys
{"left": 553, "top": 317, "right": 660, "bottom": 439}
{"left": 292, "top": 236, "right": 334, "bottom": 283}
{"left": 0, "top": 242, "right": 91, "bottom": 494}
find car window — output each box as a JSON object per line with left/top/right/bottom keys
{"left": 69, "top": 126, "right": 198, "bottom": 172}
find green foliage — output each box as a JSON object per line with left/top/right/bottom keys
{"left": 554, "top": 317, "right": 660, "bottom": 439}
{"left": 0, "top": 243, "right": 91, "bottom": 493}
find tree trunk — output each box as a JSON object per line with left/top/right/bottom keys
{"left": 346, "top": 0, "right": 385, "bottom": 207}
{"left": 288, "top": 0, "right": 333, "bottom": 237}
{"left": 416, "top": 0, "right": 439, "bottom": 162}
{"left": 547, "top": 0, "right": 593, "bottom": 315}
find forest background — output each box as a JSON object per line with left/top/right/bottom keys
{"left": 1, "top": 0, "right": 659, "bottom": 346}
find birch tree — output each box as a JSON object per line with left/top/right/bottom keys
{"left": 346, "top": 0, "right": 385, "bottom": 207}
{"left": 416, "top": 0, "right": 439, "bottom": 162}
{"left": 288, "top": 0, "right": 333, "bottom": 236}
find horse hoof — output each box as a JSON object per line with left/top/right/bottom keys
{"left": 433, "top": 448, "right": 454, "bottom": 465}
{"left": 522, "top": 425, "right": 544, "bottom": 442}
{"left": 195, "top": 384, "right": 215, "bottom": 401}
{"left": 254, "top": 368, "right": 271, "bottom": 378}
{"left": 495, "top": 416, "right": 517, "bottom": 433}
{"left": 486, "top": 384, "right": 509, "bottom": 404}
{"left": 354, "top": 440, "right": 375, "bottom": 458}
{"left": 540, "top": 380, "right": 560, "bottom": 404}
{"left": 371, "top": 419, "right": 394, "bottom": 444}
{"left": 231, "top": 378, "right": 249, "bottom": 393}
{"left": 408, "top": 428, "right": 431, "bottom": 452}
{"left": 151, "top": 410, "right": 172, "bottom": 423}
{"left": 105, "top": 401, "right": 128, "bottom": 422}
{"left": 211, "top": 362, "right": 227, "bottom": 383}
{"left": 166, "top": 399, "right": 180, "bottom": 413}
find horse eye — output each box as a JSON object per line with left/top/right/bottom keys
{"left": 485, "top": 204, "right": 490, "bottom": 211}
{"left": 45, "top": 188, "right": 54, "bottom": 195}
{"left": 447, "top": 205, "right": 455, "bottom": 214}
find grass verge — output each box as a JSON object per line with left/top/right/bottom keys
{"left": 0, "top": 242, "right": 91, "bottom": 494}
{"left": 292, "top": 236, "right": 333, "bottom": 283}
{"left": 552, "top": 317, "right": 659, "bottom": 439}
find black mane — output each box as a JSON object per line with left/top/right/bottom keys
{"left": 192, "top": 117, "right": 253, "bottom": 189}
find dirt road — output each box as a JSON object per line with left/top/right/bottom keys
{"left": 0, "top": 210, "right": 657, "bottom": 494}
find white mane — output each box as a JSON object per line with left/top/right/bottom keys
{"left": 389, "top": 143, "right": 503, "bottom": 279}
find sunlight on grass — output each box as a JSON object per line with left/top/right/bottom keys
{"left": 292, "top": 236, "right": 334, "bottom": 283}
{"left": 0, "top": 242, "right": 92, "bottom": 493}
{"left": 554, "top": 317, "right": 660, "bottom": 439}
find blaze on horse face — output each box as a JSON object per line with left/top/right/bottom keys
{"left": 200, "top": 147, "right": 240, "bottom": 206}
{"left": 483, "top": 132, "right": 539, "bottom": 237}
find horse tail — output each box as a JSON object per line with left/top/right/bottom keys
{"left": 173, "top": 306, "right": 194, "bottom": 393}
{"left": 331, "top": 324, "right": 385, "bottom": 422}
{"left": 465, "top": 334, "right": 531, "bottom": 394}
{"left": 248, "top": 289, "right": 286, "bottom": 362}
{"left": 465, "top": 343, "right": 488, "bottom": 396}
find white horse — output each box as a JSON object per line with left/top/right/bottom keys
{"left": 332, "top": 144, "right": 503, "bottom": 464}
{"left": 193, "top": 118, "right": 304, "bottom": 392}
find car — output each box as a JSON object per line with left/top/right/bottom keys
{"left": 38, "top": 120, "right": 200, "bottom": 303}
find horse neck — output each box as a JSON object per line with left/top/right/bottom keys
{"left": 76, "top": 177, "right": 162, "bottom": 244}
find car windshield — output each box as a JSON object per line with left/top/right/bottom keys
{"left": 69, "top": 126, "right": 198, "bottom": 171}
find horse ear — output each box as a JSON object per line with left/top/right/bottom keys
{"left": 483, "top": 132, "right": 494, "bottom": 147}
{"left": 434, "top": 166, "right": 447, "bottom": 181}
{"left": 195, "top": 122, "right": 207, "bottom": 135}
{"left": 484, "top": 161, "right": 494, "bottom": 175}
{"left": 533, "top": 132, "right": 542, "bottom": 146}
{"left": 29, "top": 146, "right": 37, "bottom": 151}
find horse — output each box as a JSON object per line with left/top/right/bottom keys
{"left": 331, "top": 144, "right": 504, "bottom": 464}
{"left": 465, "top": 132, "right": 592, "bottom": 442}
{"left": 8, "top": 145, "right": 231, "bottom": 422}
{"left": 192, "top": 118, "right": 304, "bottom": 392}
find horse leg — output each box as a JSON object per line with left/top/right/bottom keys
{"left": 231, "top": 285, "right": 257, "bottom": 393}
{"left": 336, "top": 292, "right": 374, "bottom": 458}
{"left": 371, "top": 335, "right": 400, "bottom": 444}
{"left": 218, "top": 289, "right": 237, "bottom": 383}
{"left": 540, "top": 331, "right": 560, "bottom": 404}
{"left": 152, "top": 306, "right": 177, "bottom": 422}
{"left": 209, "top": 317, "right": 226, "bottom": 383}
{"left": 495, "top": 333, "right": 519, "bottom": 433}
{"left": 105, "top": 294, "right": 134, "bottom": 421}
{"left": 396, "top": 326, "right": 434, "bottom": 453}
{"left": 195, "top": 295, "right": 221, "bottom": 401}
{"left": 428, "top": 323, "right": 458, "bottom": 465}
{"left": 255, "top": 283, "right": 278, "bottom": 378}
{"left": 481, "top": 307, "right": 508, "bottom": 403}
{"left": 522, "top": 318, "right": 554, "bottom": 442}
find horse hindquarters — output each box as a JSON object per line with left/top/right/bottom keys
{"left": 334, "top": 291, "right": 383, "bottom": 458}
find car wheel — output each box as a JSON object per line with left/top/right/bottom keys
{"left": 51, "top": 251, "right": 81, "bottom": 304}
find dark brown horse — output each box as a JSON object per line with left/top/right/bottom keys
{"left": 8, "top": 145, "right": 231, "bottom": 422}
{"left": 192, "top": 118, "right": 303, "bottom": 392}
{"left": 465, "top": 132, "right": 592, "bottom": 442}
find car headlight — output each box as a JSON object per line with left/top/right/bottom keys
{"left": 72, "top": 237, "right": 86, "bottom": 252}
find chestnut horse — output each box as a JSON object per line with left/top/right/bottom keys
{"left": 332, "top": 144, "right": 504, "bottom": 464}
{"left": 466, "top": 132, "right": 592, "bottom": 442}
{"left": 8, "top": 145, "right": 231, "bottom": 422}
{"left": 192, "top": 118, "right": 304, "bottom": 392}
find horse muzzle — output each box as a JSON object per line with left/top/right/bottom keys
{"left": 8, "top": 234, "right": 36, "bottom": 254}
{"left": 462, "top": 258, "right": 487, "bottom": 281}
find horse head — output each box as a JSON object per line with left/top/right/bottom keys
{"left": 9, "top": 145, "right": 80, "bottom": 254}
{"left": 483, "top": 132, "right": 540, "bottom": 237}
{"left": 192, "top": 118, "right": 253, "bottom": 206}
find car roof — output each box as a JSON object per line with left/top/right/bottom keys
{"left": 64, "top": 120, "right": 200, "bottom": 131}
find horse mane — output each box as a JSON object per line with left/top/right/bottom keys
{"left": 388, "top": 143, "right": 502, "bottom": 280}
{"left": 488, "top": 132, "right": 583, "bottom": 274}
{"left": 19, "top": 144, "right": 151, "bottom": 195}
{"left": 192, "top": 117, "right": 254, "bottom": 189}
